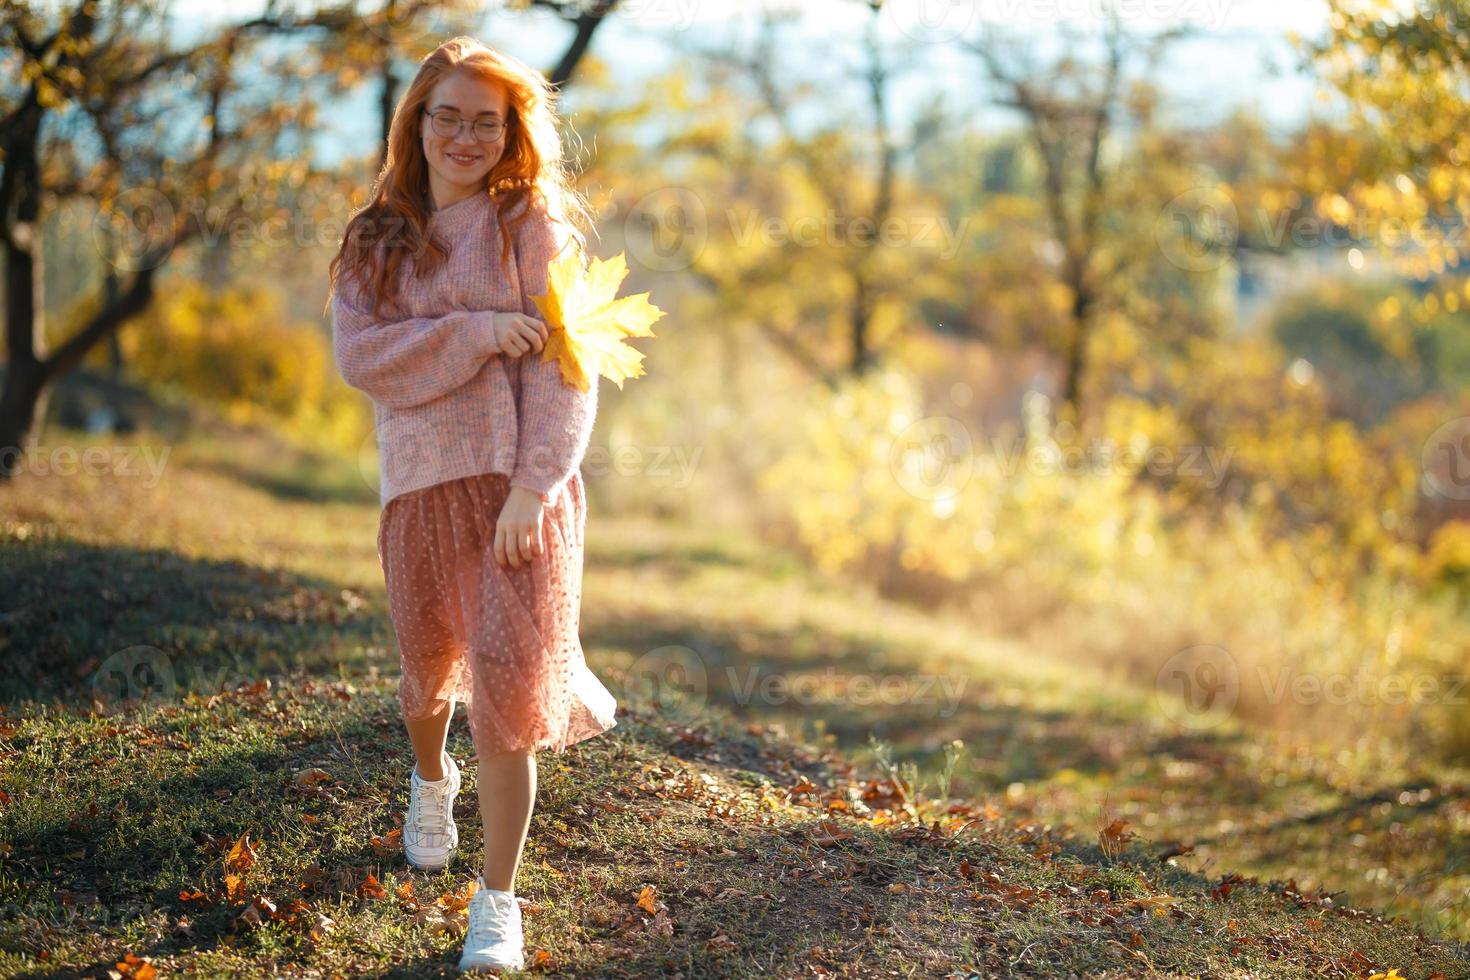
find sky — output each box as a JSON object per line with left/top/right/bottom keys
{"left": 165, "top": 0, "right": 1341, "bottom": 164}
{"left": 170, "top": 0, "right": 1332, "bottom": 33}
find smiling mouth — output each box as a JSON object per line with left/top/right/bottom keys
{"left": 445, "top": 151, "right": 481, "bottom": 165}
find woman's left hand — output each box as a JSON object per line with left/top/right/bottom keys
{"left": 495, "top": 486, "right": 547, "bottom": 568}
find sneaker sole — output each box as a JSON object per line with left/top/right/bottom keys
{"left": 458, "top": 958, "right": 524, "bottom": 973}
{"left": 406, "top": 853, "right": 455, "bottom": 870}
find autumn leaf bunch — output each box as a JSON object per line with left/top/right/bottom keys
{"left": 527, "top": 246, "right": 663, "bottom": 392}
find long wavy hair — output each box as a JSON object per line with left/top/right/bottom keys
{"left": 327, "top": 36, "right": 592, "bottom": 319}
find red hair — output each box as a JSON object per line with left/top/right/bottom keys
{"left": 328, "top": 36, "right": 591, "bottom": 319}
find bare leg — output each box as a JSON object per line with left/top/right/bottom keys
{"left": 477, "top": 747, "right": 536, "bottom": 890}
{"left": 404, "top": 698, "right": 454, "bottom": 781}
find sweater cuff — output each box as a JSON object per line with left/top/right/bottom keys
{"left": 474, "top": 311, "right": 501, "bottom": 356}
{"left": 508, "top": 477, "right": 556, "bottom": 503}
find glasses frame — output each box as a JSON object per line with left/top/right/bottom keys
{"left": 422, "top": 107, "right": 507, "bottom": 144}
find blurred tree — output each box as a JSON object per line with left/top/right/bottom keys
{"left": 676, "top": 3, "right": 946, "bottom": 383}
{"left": 518, "top": 0, "right": 623, "bottom": 91}
{"left": 0, "top": 0, "right": 350, "bottom": 475}
{"left": 963, "top": 14, "right": 1186, "bottom": 422}
{"left": 1307, "top": 0, "right": 1469, "bottom": 297}
{"left": 1265, "top": 279, "right": 1470, "bottom": 424}
{"left": 1300, "top": 0, "right": 1470, "bottom": 545}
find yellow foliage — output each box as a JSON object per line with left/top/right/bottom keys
{"left": 120, "top": 277, "right": 371, "bottom": 453}
{"left": 752, "top": 340, "right": 1470, "bottom": 757}
{"left": 528, "top": 247, "right": 663, "bottom": 392}
{"left": 1422, "top": 521, "right": 1470, "bottom": 589}
{"left": 1307, "top": 2, "right": 1470, "bottom": 308}
{"left": 757, "top": 368, "right": 1157, "bottom": 588}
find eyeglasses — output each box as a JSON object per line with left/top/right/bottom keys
{"left": 423, "top": 108, "right": 506, "bottom": 143}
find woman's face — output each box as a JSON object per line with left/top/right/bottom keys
{"left": 419, "top": 70, "right": 509, "bottom": 200}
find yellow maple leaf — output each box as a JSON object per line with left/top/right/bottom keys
{"left": 528, "top": 245, "right": 663, "bottom": 392}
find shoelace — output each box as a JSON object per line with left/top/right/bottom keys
{"left": 467, "top": 891, "right": 518, "bottom": 946}
{"left": 409, "top": 771, "right": 454, "bottom": 838}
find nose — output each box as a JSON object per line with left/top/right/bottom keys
{"left": 452, "top": 126, "right": 478, "bottom": 146}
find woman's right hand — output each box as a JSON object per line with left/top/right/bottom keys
{"left": 489, "top": 311, "right": 549, "bottom": 357}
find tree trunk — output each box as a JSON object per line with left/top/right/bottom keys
{"left": 0, "top": 361, "right": 50, "bottom": 476}
{"left": 1060, "top": 283, "right": 1092, "bottom": 423}
{"left": 550, "top": 2, "right": 621, "bottom": 89}
{"left": 0, "top": 97, "right": 47, "bottom": 480}
{"left": 851, "top": 276, "right": 872, "bottom": 376}
{"left": 106, "top": 270, "right": 124, "bottom": 377}
{"left": 379, "top": 34, "right": 397, "bottom": 167}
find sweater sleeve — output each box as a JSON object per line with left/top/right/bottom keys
{"left": 507, "top": 196, "right": 599, "bottom": 501}
{"left": 331, "top": 270, "right": 501, "bottom": 411}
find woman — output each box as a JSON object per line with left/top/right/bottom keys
{"left": 327, "top": 36, "right": 618, "bottom": 973}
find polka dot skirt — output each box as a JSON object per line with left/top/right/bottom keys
{"left": 376, "top": 470, "right": 618, "bottom": 756}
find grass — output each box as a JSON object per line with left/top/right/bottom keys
{"left": 0, "top": 411, "right": 1467, "bottom": 977}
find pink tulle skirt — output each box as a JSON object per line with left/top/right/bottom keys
{"left": 376, "top": 470, "right": 618, "bottom": 755}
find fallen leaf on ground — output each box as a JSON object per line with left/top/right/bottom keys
{"left": 225, "top": 832, "right": 257, "bottom": 872}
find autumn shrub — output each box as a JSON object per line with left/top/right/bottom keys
{"left": 1268, "top": 278, "right": 1470, "bottom": 423}
{"left": 114, "top": 276, "right": 372, "bottom": 455}
{"left": 751, "top": 341, "right": 1470, "bottom": 762}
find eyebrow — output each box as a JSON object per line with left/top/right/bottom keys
{"left": 429, "top": 103, "right": 503, "bottom": 120}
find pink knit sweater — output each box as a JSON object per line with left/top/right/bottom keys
{"left": 331, "top": 189, "right": 597, "bottom": 507}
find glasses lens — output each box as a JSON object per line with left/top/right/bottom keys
{"left": 430, "top": 111, "right": 461, "bottom": 138}
{"left": 474, "top": 120, "right": 504, "bottom": 141}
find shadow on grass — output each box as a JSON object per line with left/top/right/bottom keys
{"left": 0, "top": 536, "right": 389, "bottom": 705}
{"left": 586, "top": 613, "right": 1249, "bottom": 791}
{"left": 1, "top": 693, "right": 423, "bottom": 972}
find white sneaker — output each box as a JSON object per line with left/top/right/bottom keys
{"left": 458, "top": 877, "right": 525, "bottom": 972}
{"left": 404, "top": 750, "right": 460, "bottom": 870}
